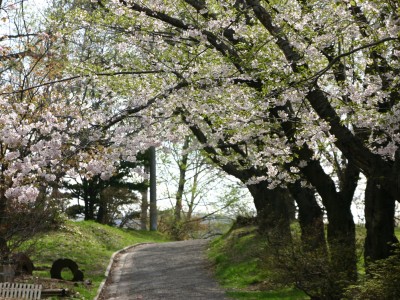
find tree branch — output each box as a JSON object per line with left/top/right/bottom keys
{"left": 311, "top": 37, "right": 399, "bottom": 81}
{"left": 0, "top": 70, "right": 166, "bottom": 96}
{"left": 102, "top": 80, "right": 189, "bottom": 130}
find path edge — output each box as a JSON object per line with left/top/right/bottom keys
{"left": 94, "top": 243, "right": 152, "bottom": 300}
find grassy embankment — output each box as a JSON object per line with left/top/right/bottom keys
{"left": 20, "top": 219, "right": 398, "bottom": 299}
{"left": 208, "top": 224, "right": 400, "bottom": 300}
{"left": 19, "top": 220, "right": 168, "bottom": 299}
{"left": 208, "top": 225, "right": 309, "bottom": 300}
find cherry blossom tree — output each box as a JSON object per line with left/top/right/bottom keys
{"left": 0, "top": 0, "right": 82, "bottom": 255}
{"left": 0, "top": 0, "right": 152, "bottom": 254}
{"left": 0, "top": 0, "right": 387, "bottom": 296}
{"left": 23, "top": 0, "right": 399, "bottom": 296}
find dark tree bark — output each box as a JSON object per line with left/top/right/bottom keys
{"left": 83, "top": 196, "right": 90, "bottom": 220}
{"left": 0, "top": 174, "right": 9, "bottom": 257}
{"left": 247, "top": 182, "right": 292, "bottom": 245}
{"left": 96, "top": 193, "right": 108, "bottom": 224}
{"left": 0, "top": 164, "right": 8, "bottom": 233}
{"left": 243, "top": 1, "right": 396, "bottom": 273}
{"left": 288, "top": 182, "right": 326, "bottom": 251}
{"left": 325, "top": 195, "right": 357, "bottom": 281}
{"left": 299, "top": 148, "right": 358, "bottom": 284}
{"left": 174, "top": 137, "right": 190, "bottom": 223}
{"left": 364, "top": 177, "right": 399, "bottom": 262}
{"left": 140, "top": 188, "right": 149, "bottom": 230}
{"left": 270, "top": 99, "right": 358, "bottom": 288}
{"left": 96, "top": 201, "right": 106, "bottom": 223}
{"left": 82, "top": 179, "right": 96, "bottom": 221}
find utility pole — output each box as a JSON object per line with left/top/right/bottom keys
{"left": 149, "top": 146, "right": 157, "bottom": 231}
{"left": 148, "top": 34, "right": 158, "bottom": 231}
{"left": 140, "top": 166, "right": 149, "bottom": 230}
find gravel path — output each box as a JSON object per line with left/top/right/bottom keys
{"left": 100, "top": 239, "right": 229, "bottom": 300}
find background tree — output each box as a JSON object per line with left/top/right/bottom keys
{"left": 63, "top": 159, "right": 147, "bottom": 224}
{"left": 158, "top": 137, "right": 254, "bottom": 239}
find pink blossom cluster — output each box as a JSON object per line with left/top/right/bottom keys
{"left": 2, "top": 0, "right": 400, "bottom": 205}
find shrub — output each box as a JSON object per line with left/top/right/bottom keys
{"left": 262, "top": 229, "right": 362, "bottom": 300}
{"left": 157, "top": 210, "right": 206, "bottom": 240}
{"left": 344, "top": 245, "right": 400, "bottom": 299}
{"left": 2, "top": 198, "right": 64, "bottom": 258}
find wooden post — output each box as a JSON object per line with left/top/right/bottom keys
{"left": 0, "top": 262, "right": 14, "bottom": 282}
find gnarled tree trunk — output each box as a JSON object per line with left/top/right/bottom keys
{"left": 247, "top": 182, "right": 292, "bottom": 245}
{"left": 288, "top": 182, "right": 326, "bottom": 251}
{"left": 364, "top": 177, "right": 398, "bottom": 262}
{"left": 299, "top": 148, "right": 359, "bottom": 296}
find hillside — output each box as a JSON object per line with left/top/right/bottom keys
{"left": 17, "top": 220, "right": 168, "bottom": 299}
{"left": 208, "top": 225, "right": 309, "bottom": 300}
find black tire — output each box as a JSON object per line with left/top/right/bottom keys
{"left": 50, "top": 258, "right": 84, "bottom": 281}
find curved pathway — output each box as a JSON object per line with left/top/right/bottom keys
{"left": 100, "top": 239, "right": 229, "bottom": 300}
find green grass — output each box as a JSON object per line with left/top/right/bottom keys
{"left": 19, "top": 220, "right": 169, "bottom": 299}
{"left": 208, "top": 226, "right": 308, "bottom": 299}
{"left": 209, "top": 224, "right": 400, "bottom": 299}
{"left": 226, "top": 289, "right": 308, "bottom": 300}
{"left": 396, "top": 227, "right": 400, "bottom": 239}
{"left": 17, "top": 220, "right": 397, "bottom": 299}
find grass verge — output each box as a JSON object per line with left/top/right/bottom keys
{"left": 208, "top": 226, "right": 309, "bottom": 300}
{"left": 18, "top": 220, "right": 168, "bottom": 299}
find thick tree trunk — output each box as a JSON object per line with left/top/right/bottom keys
{"left": 87, "top": 200, "right": 95, "bottom": 220}
{"left": 83, "top": 195, "right": 90, "bottom": 220}
{"left": 96, "top": 193, "right": 108, "bottom": 224}
{"left": 299, "top": 149, "right": 358, "bottom": 282}
{"left": 0, "top": 190, "right": 7, "bottom": 230}
{"left": 84, "top": 190, "right": 96, "bottom": 220}
{"left": 364, "top": 177, "right": 399, "bottom": 262}
{"left": 96, "top": 203, "right": 104, "bottom": 223}
{"left": 82, "top": 179, "right": 95, "bottom": 221}
{"left": 247, "top": 182, "right": 292, "bottom": 245}
{"left": 0, "top": 169, "right": 8, "bottom": 254}
{"left": 288, "top": 182, "right": 326, "bottom": 251}
{"left": 326, "top": 199, "right": 357, "bottom": 281}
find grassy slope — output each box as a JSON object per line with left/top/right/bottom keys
{"left": 208, "top": 226, "right": 309, "bottom": 300}
{"left": 21, "top": 220, "right": 168, "bottom": 299}
{"left": 19, "top": 221, "right": 396, "bottom": 299}
{"left": 208, "top": 225, "right": 400, "bottom": 300}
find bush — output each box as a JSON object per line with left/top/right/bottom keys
{"left": 2, "top": 198, "right": 64, "bottom": 258}
{"left": 344, "top": 245, "right": 400, "bottom": 299}
{"left": 261, "top": 228, "right": 362, "bottom": 300}
{"left": 65, "top": 204, "right": 84, "bottom": 219}
{"left": 157, "top": 210, "right": 211, "bottom": 240}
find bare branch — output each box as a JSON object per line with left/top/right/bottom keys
{"left": 102, "top": 80, "right": 189, "bottom": 130}
{"left": 0, "top": 70, "right": 166, "bottom": 96}
{"left": 311, "top": 37, "right": 399, "bottom": 82}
